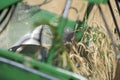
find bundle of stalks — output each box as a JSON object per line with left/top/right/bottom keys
{"left": 64, "top": 25, "right": 118, "bottom": 80}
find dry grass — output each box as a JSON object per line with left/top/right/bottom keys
{"left": 62, "top": 24, "right": 118, "bottom": 80}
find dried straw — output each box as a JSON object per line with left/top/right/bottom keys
{"left": 66, "top": 25, "right": 117, "bottom": 80}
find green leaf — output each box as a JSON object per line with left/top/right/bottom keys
{"left": 86, "top": 0, "right": 108, "bottom": 4}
